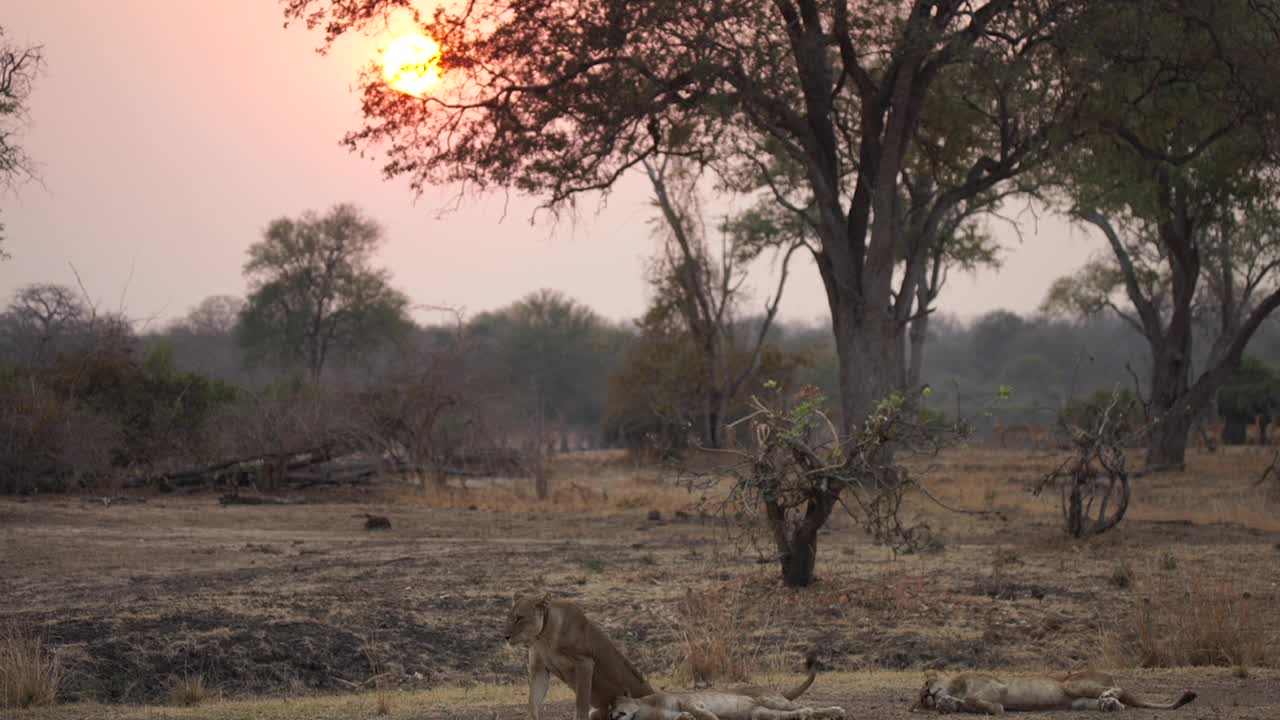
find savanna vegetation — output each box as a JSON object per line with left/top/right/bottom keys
{"left": 5, "top": 1, "right": 1280, "bottom": 717}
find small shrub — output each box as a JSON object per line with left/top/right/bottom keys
{"left": 167, "top": 672, "right": 210, "bottom": 707}
{"left": 0, "top": 628, "right": 62, "bottom": 709}
{"left": 1159, "top": 553, "right": 1178, "bottom": 571}
{"left": 580, "top": 557, "right": 606, "bottom": 573}
{"left": 1109, "top": 563, "right": 1135, "bottom": 589}
{"left": 1099, "top": 571, "right": 1274, "bottom": 669}
{"left": 657, "top": 580, "right": 773, "bottom": 685}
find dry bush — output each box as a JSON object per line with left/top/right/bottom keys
{"left": 1098, "top": 570, "right": 1277, "bottom": 670}
{"left": 167, "top": 672, "right": 211, "bottom": 707}
{"left": 652, "top": 579, "right": 778, "bottom": 686}
{"left": 390, "top": 451, "right": 708, "bottom": 514}
{"left": 0, "top": 376, "right": 121, "bottom": 493}
{"left": 0, "top": 627, "right": 62, "bottom": 709}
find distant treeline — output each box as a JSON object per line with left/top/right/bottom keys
{"left": 7, "top": 278, "right": 1279, "bottom": 493}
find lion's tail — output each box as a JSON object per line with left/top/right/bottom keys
{"left": 781, "top": 651, "right": 819, "bottom": 701}
{"left": 1120, "top": 689, "right": 1197, "bottom": 710}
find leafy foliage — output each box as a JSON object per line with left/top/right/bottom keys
{"left": 1218, "top": 356, "right": 1280, "bottom": 444}
{"left": 238, "top": 203, "right": 412, "bottom": 380}
{"left": 0, "top": 343, "right": 237, "bottom": 492}
{"left": 1058, "top": 388, "right": 1146, "bottom": 445}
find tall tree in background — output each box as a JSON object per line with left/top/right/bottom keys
{"left": 0, "top": 284, "right": 87, "bottom": 361}
{"left": 469, "top": 290, "right": 622, "bottom": 496}
{"left": 643, "top": 157, "right": 800, "bottom": 448}
{"left": 1042, "top": 0, "right": 1280, "bottom": 469}
{"left": 180, "top": 295, "right": 244, "bottom": 336}
{"left": 0, "top": 27, "right": 43, "bottom": 257}
{"left": 283, "top": 0, "right": 1083, "bottom": 586}
{"left": 238, "top": 204, "right": 411, "bottom": 381}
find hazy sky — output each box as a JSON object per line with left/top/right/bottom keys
{"left": 2, "top": 1, "right": 1105, "bottom": 330}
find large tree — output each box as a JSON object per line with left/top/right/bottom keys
{"left": 284, "top": 0, "right": 1081, "bottom": 586}
{"left": 1041, "top": 0, "right": 1280, "bottom": 469}
{"left": 469, "top": 290, "right": 621, "bottom": 444}
{"left": 238, "top": 204, "right": 411, "bottom": 381}
{"left": 0, "top": 284, "right": 88, "bottom": 361}
{"left": 0, "top": 27, "right": 44, "bottom": 256}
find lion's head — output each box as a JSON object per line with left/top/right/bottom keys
{"left": 913, "top": 670, "right": 944, "bottom": 712}
{"left": 607, "top": 696, "right": 641, "bottom": 720}
{"left": 504, "top": 592, "right": 550, "bottom": 644}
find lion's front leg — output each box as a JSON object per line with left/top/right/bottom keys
{"left": 569, "top": 657, "right": 595, "bottom": 720}
{"left": 673, "top": 704, "right": 720, "bottom": 720}
{"left": 746, "top": 709, "right": 813, "bottom": 720}
{"left": 527, "top": 651, "right": 550, "bottom": 720}
{"left": 958, "top": 696, "right": 1004, "bottom": 715}
{"left": 1097, "top": 688, "right": 1126, "bottom": 712}
{"left": 934, "top": 694, "right": 963, "bottom": 714}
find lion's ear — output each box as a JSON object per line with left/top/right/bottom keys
{"left": 510, "top": 591, "right": 520, "bottom": 607}
{"left": 536, "top": 593, "right": 551, "bottom": 608}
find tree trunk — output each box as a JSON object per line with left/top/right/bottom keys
{"left": 780, "top": 528, "right": 818, "bottom": 588}
{"left": 704, "top": 387, "right": 724, "bottom": 448}
{"left": 832, "top": 301, "right": 899, "bottom": 436}
{"left": 770, "top": 490, "right": 839, "bottom": 588}
{"left": 1224, "top": 416, "right": 1248, "bottom": 444}
{"left": 1147, "top": 408, "right": 1192, "bottom": 470}
{"left": 906, "top": 309, "right": 929, "bottom": 392}
{"left": 1145, "top": 328, "right": 1195, "bottom": 469}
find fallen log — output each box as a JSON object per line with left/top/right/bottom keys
{"left": 218, "top": 494, "right": 292, "bottom": 506}
{"left": 125, "top": 445, "right": 340, "bottom": 490}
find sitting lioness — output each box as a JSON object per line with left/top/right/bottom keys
{"left": 505, "top": 593, "right": 654, "bottom": 720}
{"left": 607, "top": 662, "right": 845, "bottom": 720}
{"left": 913, "top": 670, "right": 1197, "bottom": 714}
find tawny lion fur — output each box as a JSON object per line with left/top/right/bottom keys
{"left": 504, "top": 593, "right": 654, "bottom": 720}
{"left": 913, "top": 670, "right": 1197, "bottom": 715}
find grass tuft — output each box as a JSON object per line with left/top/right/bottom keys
{"left": 1099, "top": 569, "right": 1276, "bottom": 670}
{"left": 0, "top": 626, "right": 62, "bottom": 709}
{"left": 167, "top": 673, "right": 211, "bottom": 707}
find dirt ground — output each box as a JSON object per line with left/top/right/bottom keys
{"left": 4, "top": 447, "right": 1280, "bottom": 718}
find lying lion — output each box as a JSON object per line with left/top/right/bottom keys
{"left": 913, "top": 670, "right": 1197, "bottom": 714}
{"left": 607, "top": 662, "right": 845, "bottom": 720}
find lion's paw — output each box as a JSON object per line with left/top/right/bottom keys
{"left": 1098, "top": 690, "right": 1125, "bottom": 713}
{"left": 936, "top": 695, "right": 962, "bottom": 714}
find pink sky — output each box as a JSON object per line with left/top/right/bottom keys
{"left": 1, "top": 1, "right": 1103, "bottom": 330}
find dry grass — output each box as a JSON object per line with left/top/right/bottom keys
{"left": 389, "top": 450, "right": 718, "bottom": 514}
{"left": 651, "top": 576, "right": 781, "bottom": 685}
{"left": 3, "top": 672, "right": 928, "bottom": 720}
{"left": 167, "top": 673, "right": 211, "bottom": 707}
{"left": 15, "top": 669, "right": 1272, "bottom": 720}
{"left": 1, "top": 627, "right": 62, "bottom": 709}
{"left": 903, "top": 445, "right": 1280, "bottom": 533}
{"left": 1099, "top": 569, "right": 1278, "bottom": 670}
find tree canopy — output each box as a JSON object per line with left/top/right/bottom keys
{"left": 238, "top": 203, "right": 412, "bottom": 380}
{"left": 0, "top": 27, "right": 44, "bottom": 255}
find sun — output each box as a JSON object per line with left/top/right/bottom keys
{"left": 381, "top": 34, "right": 441, "bottom": 97}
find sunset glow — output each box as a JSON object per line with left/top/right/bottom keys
{"left": 381, "top": 34, "right": 441, "bottom": 96}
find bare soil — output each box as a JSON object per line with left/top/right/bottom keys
{"left": 4, "top": 447, "right": 1280, "bottom": 718}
